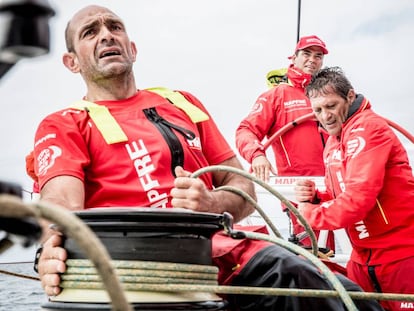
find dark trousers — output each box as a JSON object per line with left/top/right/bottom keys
{"left": 227, "top": 245, "right": 384, "bottom": 311}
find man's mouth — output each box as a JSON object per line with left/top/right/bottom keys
{"left": 324, "top": 119, "right": 336, "bottom": 128}
{"left": 99, "top": 50, "right": 121, "bottom": 58}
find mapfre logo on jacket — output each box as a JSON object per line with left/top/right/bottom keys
{"left": 346, "top": 133, "right": 366, "bottom": 159}
{"left": 283, "top": 99, "right": 307, "bottom": 109}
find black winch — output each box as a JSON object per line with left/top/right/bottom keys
{"left": 41, "top": 207, "right": 228, "bottom": 311}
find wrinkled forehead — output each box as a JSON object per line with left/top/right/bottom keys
{"left": 68, "top": 6, "right": 122, "bottom": 35}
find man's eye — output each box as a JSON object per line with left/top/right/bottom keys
{"left": 110, "top": 23, "right": 123, "bottom": 31}
{"left": 83, "top": 29, "right": 95, "bottom": 37}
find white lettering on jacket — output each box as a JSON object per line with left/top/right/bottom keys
{"left": 125, "top": 139, "right": 168, "bottom": 208}
{"left": 336, "top": 171, "right": 346, "bottom": 192}
{"left": 320, "top": 201, "right": 334, "bottom": 209}
{"left": 61, "top": 109, "right": 82, "bottom": 117}
{"left": 354, "top": 220, "right": 369, "bottom": 239}
{"left": 283, "top": 99, "right": 307, "bottom": 107}
{"left": 331, "top": 149, "right": 342, "bottom": 161}
{"left": 401, "top": 302, "right": 414, "bottom": 308}
{"left": 35, "top": 133, "right": 57, "bottom": 147}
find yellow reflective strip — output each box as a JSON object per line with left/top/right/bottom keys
{"left": 70, "top": 100, "right": 128, "bottom": 144}
{"left": 376, "top": 199, "right": 389, "bottom": 225}
{"left": 146, "top": 87, "right": 209, "bottom": 123}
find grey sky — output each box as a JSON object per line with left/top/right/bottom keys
{"left": 1, "top": 0, "right": 413, "bottom": 197}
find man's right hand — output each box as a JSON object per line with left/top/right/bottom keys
{"left": 38, "top": 234, "right": 67, "bottom": 296}
{"left": 251, "top": 155, "right": 276, "bottom": 182}
{"left": 294, "top": 179, "right": 316, "bottom": 202}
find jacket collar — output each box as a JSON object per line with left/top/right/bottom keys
{"left": 346, "top": 94, "right": 371, "bottom": 122}
{"left": 287, "top": 64, "right": 312, "bottom": 89}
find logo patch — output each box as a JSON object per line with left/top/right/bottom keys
{"left": 346, "top": 136, "right": 365, "bottom": 158}
{"left": 37, "top": 146, "right": 62, "bottom": 176}
{"left": 187, "top": 136, "right": 202, "bottom": 151}
{"left": 249, "top": 102, "right": 263, "bottom": 115}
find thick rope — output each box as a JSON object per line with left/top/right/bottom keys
{"left": 0, "top": 194, "right": 132, "bottom": 311}
{"left": 61, "top": 259, "right": 218, "bottom": 289}
{"left": 214, "top": 185, "right": 283, "bottom": 238}
{"left": 191, "top": 165, "right": 319, "bottom": 256}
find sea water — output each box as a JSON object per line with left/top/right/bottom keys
{"left": 0, "top": 262, "right": 47, "bottom": 311}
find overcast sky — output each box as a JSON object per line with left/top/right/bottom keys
{"left": 1, "top": 0, "right": 413, "bottom": 197}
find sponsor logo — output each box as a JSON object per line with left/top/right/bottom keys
{"left": 346, "top": 136, "right": 366, "bottom": 158}
{"left": 305, "top": 37, "right": 323, "bottom": 45}
{"left": 320, "top": 201, "right": 334, "bottom": 209}
{"left": 331, "top": 149, "right": 342, "bottom": 161}
{"left": 125, "top": 139, "right": 168, "bottom": 208}
{"left": 249, "top": 101, "right": 263, "bottom": 115}
{"left": 37, "top": 146, "right": 62, "bottom": 176}
{"left": 187, "top": 136, "right": 201, "bottom": 150}
{"left": 61, "top": 109, "right": 82, "bottom": 117}
{"left": 283, "top": 99, "right": 307, "bottom": 108}
{"left": 35, "top": 133, "right": 56, "bottom": 147}
{"left": 354, "top": 220, "right": 369, "bottom": 239}
{"left": 350, "top": 127, "right": 365, "bottom": 133}
{"left": 401, "top": 302, "right": 414, "bottom": 308}
{"left": 273, "top": 176, "right": 319, "bottom": 185}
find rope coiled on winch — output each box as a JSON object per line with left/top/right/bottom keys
{"left": 61, "top": 259, "right": 219, "bottom": 289}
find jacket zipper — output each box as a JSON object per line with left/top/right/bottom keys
{"left": 143, "top": 107, "right": 195, "bottom": 176}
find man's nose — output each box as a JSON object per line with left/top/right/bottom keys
{"left": 309, "top": 54, "right": 318, "bottom": 63}
{"left": 321, "top": 109, "right": 331, "bottom": 120}
{"left": 99, "top": 26, "right": 114, "bottom": 43}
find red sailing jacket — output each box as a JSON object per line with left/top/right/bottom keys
{"left": 236, "top": 65, "right": 328, "bottom": 176}
{"left": 301, "top": 95, "right": 414, "bottom": 265}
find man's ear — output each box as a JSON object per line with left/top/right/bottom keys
{"left": 347, "top": 89, "right": 356, "bottom": 103}
{"left": 130, "top": 41, "right": 137, "bottom": 62}
{"left": 62, "top": 52, "right": 80, "bottom": 73}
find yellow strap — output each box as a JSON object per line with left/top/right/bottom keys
{"left": 70, "top": 88, "right": 207, "bottom": 145}
{"left": 70, "top": 100, "right": 128, "bottom": 144}
{"left": 146, "top": 87, "right": 209, "bottom": 123}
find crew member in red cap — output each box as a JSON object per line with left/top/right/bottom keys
{"left": 235, "top": 35, "right": 334, "bottom": 249}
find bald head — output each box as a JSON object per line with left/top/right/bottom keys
{"left": 64, "top": 5, "right": 120, "bottom": 52}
